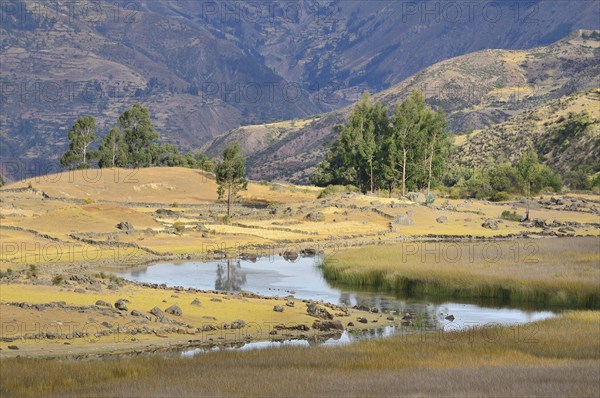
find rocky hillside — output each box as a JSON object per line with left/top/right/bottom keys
{"left": 203, "top": 31, "right": 600, "bottom": 182}
{"left": 453, "top": 88, "right": 600, "bottom": 186}
{"left": 1, "top": 0, "right": 598, "bottom": 181}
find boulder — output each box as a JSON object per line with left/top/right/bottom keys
{"left": 95, "top": 300, "right": 111, "bottom": 308}
{"left": 312, "top": 320, "right": 343, "bottom": 331}
{"left": 305, "top": 212, "right": 325, "bottom": 221}
{"left": 165, "top": 304, "right": 182, "bottom": 316}
{"left": 481, "top": 219, "right": 499, "bottom": 230}
{"left": 273, "top": 305, "right": 284, "bottom": 312}
{"left": 116, "top": 221, "right": 134, "bottom": 233}
{"left": 150, "top": 306, "right": 165, "bottom": 319}
{"left": 391, "top": 213, "right": 413, "bottom": 227}
{"left": 406, "top": 192, "right": 426, "bottom": 203}
{"left": 436, "top": 216, "right": 448, "bottom": 224}
{"left": 191, "top": 298, "right": 201, "bottom": 306}
{"left": 114, "top": 299, "right": 128, "bottom": 311}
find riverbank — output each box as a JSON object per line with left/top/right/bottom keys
{"left": 322, "top": 237, "right": 600, "bottom": 308}
{"left": 1, "top": 311, "right": 598, "bottom": 397}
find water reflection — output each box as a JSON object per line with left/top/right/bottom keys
{"left": 215, "top": 259, "right": 247, "bottom": 291}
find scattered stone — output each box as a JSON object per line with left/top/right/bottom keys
{"left": 7, "top": 345, "right": 18, "bottom": 350}
{"left": 95, "top": 300, "right": 111, "bottom": 308}
{"left": 74, "top": 288, "right": 86, "bottom": 294}
{"left": 131, "top": 310, "right": 143, "bottom": 317}
{"left": 305, "top": 212, "right": 325, "bottom": 222}
{"left": 312, "top": 320, "right": 343, "bottom": 331}
{"left": 481, "top": 219, "right": 499, "bottom": 230}
{"left": 210, "top": 298, "right": 222, "bottom": 303}
{"left": 387, "top": 315, "right": 395, "bottom": 321}
{"left": 357, "top": 317, "right": 368, "bottom": 324}
{"left": 150, "top": 306, "right": 165, "bottom": 319}
{"left": 306, "top": 303, "right": 333, "bottom": 320}
{"left": 273, "top": 305, "right": 284, "bottom": 312}
{"left": 406, "top": 192, "right": 426, "bottom": 203}
{"left": 282, "top": 251, "right": 298, "bottom": 262}
{"left": 436, "top": 216, "right": 448, "bottom": 224}
{"left": 165, "top": 304, "right": 182, "bottom": 316}
{"left": 116, "top": 221, "right": 134, "bottom": 233}
{"left": 347, "top": 322, "right": 354, "bottom": 327}
{"left": 391, "top": 213, "right": 413, "bottom": 229}
{"left": 445, "top": 314, "right": 455, "bottom": 322}
{"left": 285, "top": 300, "right": 295, "bottom": 307}
{"left": 191, "top": 298, "right": 201, "bottom": 306}
{"left": 114, "top": 299, "right": 128, "bottom": 311}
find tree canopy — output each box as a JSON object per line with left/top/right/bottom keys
{"left": 312, "top": 90, "right": 453, "bottom": 196}
{"left": 215, "top": 143, "right": 248, "bottom": 219}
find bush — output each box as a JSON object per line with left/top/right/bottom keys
{"left": 500, "top": 210, "right": 522, "bottom": 222}
{"left": 173, "top": 221, "right": 185, "bottom": 233}
{"left": 490, "top": 191, "right": 512, "bottom": 202}
{"left": 82, "top": 197, "right": 95, "bottom": 204}
{"left": 318, "top": 185, "right": 359, "bottom": 198}
{"left": 171, "top": 202, "right": 179, "bottom": 208}
{"left": 52, "top": 275, "right": 64, "bottom": 285}
{"left": 425, "top": 194, "right": 436, "bottom": 206}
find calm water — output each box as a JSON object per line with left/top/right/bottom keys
{"left": 117, "top": 255, "right": 555, "bottom": 354}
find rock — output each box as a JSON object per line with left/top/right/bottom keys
{"left": 436, "top": 216, "right": 448, "bottom": 224}
{"left": 74, "top": 288, "right": 86, "bottom": 294}
{"left": 210, "top": 298, "right": 222, "bottom": 302}
{"left": 7, "top": 345, "right": 18, "bottom": 350}
{"left": 300, "top": 248, "right": 317, "bottom": 257}
{"left": 481, "top": 219, "right": 499, "bottom": 230}
{"left": 347, "top": 322, "right": 355, "bottom": 327}
{"left": 273, "top": 305, "right": 284, "bottom": 312}
{"left": 95, "top": 300, "right": 111, "bottom": 308}
{"left": 387, "top": 315, "right": 395, "bottom": 321}
{"left": 114, "top": 299, "right": 128, "bottom": 311}
{"left": 191, "top": 298, "right": 201, "bottom": 306}
{"left": 231, "top": 320, "right": 246, "bottom": 329}
{"left": 107, "top": 283, "right": 118, "bottom": 290}
{"left": 407, "top": 192, "right": 426, "bottom": 203}
{"left": 165, "top": 304, "right": 182, "bottom": 316}
{"left": 306, "top": 303, "right": 333, "bottom": 320}
{"left": 150, "top": 306, "right": 165, "bottom": 319}
{"left": 312, "top": 320, "right": 343, "bottom": 331}
{"left": 445, "top": 314, "right": 455, "bottom": 322}
{"left": 131, "top": 310, "right": 143, "bottom": 317}
{"left": 282, "top": 251, "right": 299, "bottom": 262}
{"left": 305, "top": 212, "right": 325, "bottom": 222}
{"left": 116, "top": 221, "right": 134, "bottom": 233}
{"left": 357, "top": 317, "right": 368, "bottom": 324}
{"left": 532, "top": 218, "right": 547, "bottom": 228}
{"left": 285, "top": 300, "right": 295, "bottom": 307}
{"left": 391, "top": 213, "right": 413, "bottom": 227}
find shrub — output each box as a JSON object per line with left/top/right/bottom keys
{"left": 82, "top": 197, "right": 95, "bottom": 205}
{"left": 490, "top": 191, "right": 512, "bottom": 202}
{"left": 52, "top": 275, "right": 64, "bottom": 285}
{"left": 425, "top": 194, "right": 435, "bottom": 206}
{"left": 171, "top": 202, "right": 179, "bottom": 208}
{"left": 27, "top": 264, "right": 38, "bottom": 279}
{"left": 173, "top": 221, "right": 185, "bottom": 233}
{"left": 318, "top": 185, "right": 358, "bottom": 198}
{"left": 500, "top": 210, "right": 522, "bottom": 222}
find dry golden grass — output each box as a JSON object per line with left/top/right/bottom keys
{"left": 1, "top": 311, "right": 598, "bottom": 397}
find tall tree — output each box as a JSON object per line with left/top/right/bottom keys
{"left": 516, "top": 149, "right": 543, "bottom": 221}
{"left": 215, "top": 143, "right": 248, "bottom": 219}
{"left": 98, "top": 127, "right": 127, "bottom": 168}
{"left": 390, "top": 90, "right": 427, "bottom": 195}
{"left": 423, "top": 109, "right": 452, "bottom": 195}
{"left": 60, "top": 116, "right": 98, "bottom": 170}
{"left": 118, "top": 103, "right": 159, "bottom": 167}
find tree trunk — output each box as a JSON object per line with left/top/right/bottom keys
{"left": 370, "top": 160, "right": 374, "bottom": 194}
{"left": 227, "top": 183, "right": 232, "bottom": 219}
{"left": 402, "top": 148, "right": 407, "bottom": 196}
{"left": 525, "top": 180, "right": 531, "bottom": 221}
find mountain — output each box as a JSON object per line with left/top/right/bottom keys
{"left": 1, "top": 0, "right": 598, "bottom": 181}
{"left": 202, "top": 30, "right": 600, "bottom": 183}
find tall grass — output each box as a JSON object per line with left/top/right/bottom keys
{"left": 322, "top": 237, "right": 600, "bottom": 308}
{"left": 1, "top": 312, "right": 598, "bottom": 397}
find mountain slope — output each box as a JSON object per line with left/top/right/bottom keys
{"left": 203, "top": 31, "right": 600, "bottom": 183}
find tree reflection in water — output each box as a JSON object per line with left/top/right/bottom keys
{"left": 215, "top": 258, "right": 247, "bottom": 291}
